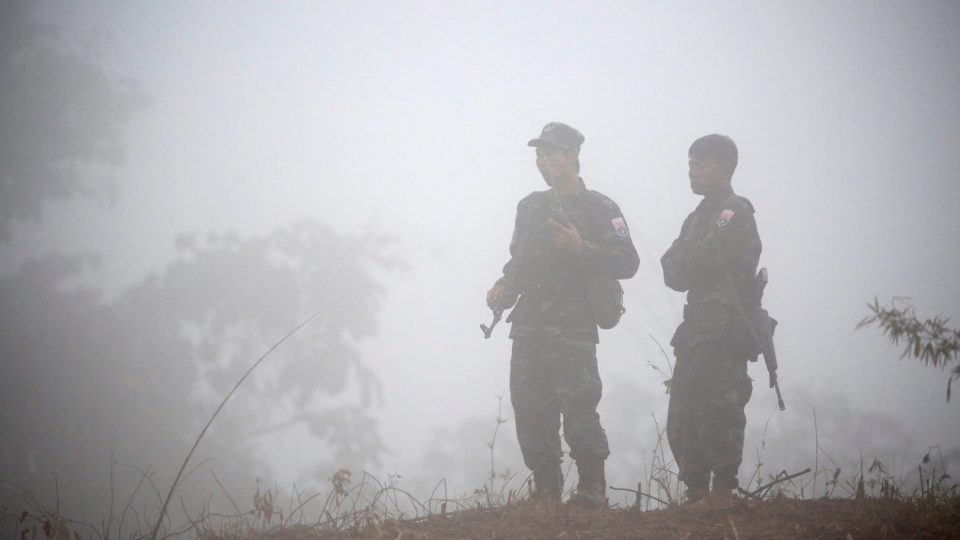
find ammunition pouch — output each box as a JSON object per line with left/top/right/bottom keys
{"left": 682, "top": 302, "right": 731, "bottom": 321}
{"left": 673, "top": 302, "right": 755, "bottom": 357}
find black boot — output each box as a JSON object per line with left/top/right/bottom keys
{"left": 683, "top": 484, "right": 708, "bottom": 506}
{"left": 709, "top": 469, "right": 738, "bottom": 508}
{"left": 682, "top": 470, "right": 709, "bottom": 506}
{"left": 569, "top": 458, "right": 607, "bottom": 508}
{"left": 712, "top": 467, "right": 739, "bottom": 493}
{"left": 532, "top": 461, "right": 562, "bottom": 502}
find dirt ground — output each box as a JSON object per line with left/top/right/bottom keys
{"left": 243, "top": 496, "right": 960, "bottom": 539}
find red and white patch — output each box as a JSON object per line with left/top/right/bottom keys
{"left": 717, "top": 209, "right": 735, "bottom": 227}
{"left": 611, "top": 217, "right": 629, "bottom": 237}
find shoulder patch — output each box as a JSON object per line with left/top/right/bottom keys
{"left": 717, "top": 209, "right": 735, "bottom": 227}
{"left": 611, "top": 217, "right": 629, "bottom": 237}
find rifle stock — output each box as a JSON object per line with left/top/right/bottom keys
{"left": 726, "top": 267, "right": 785, "bottom": 411}
{"left": 480, "top": 307, "right": 504, "bottom": 339}
{"left": 755, "top": 269, "right": 785, "bottom": 410}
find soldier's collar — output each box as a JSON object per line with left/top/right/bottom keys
{"left": 703, "top": 188, "right": 735, "bottom": 205}
{"left": 560, "top": 178, "right": 587, "bottom": 200}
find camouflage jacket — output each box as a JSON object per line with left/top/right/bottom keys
{"left": 661, "top": 189, "right": 762, "bottom": 352}
{"left": 497, "top": 179, "right": 640, "bottom": 343}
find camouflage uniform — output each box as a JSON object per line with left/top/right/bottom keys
{"left": 497, "top": 180, "right": 639, "bottom": 490}
{"left": 660, "top": 189, "right": 761, "bottom": 493}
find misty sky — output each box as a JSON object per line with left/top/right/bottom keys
{"left": 4, "top": 0, "right": 959, "bottom": 497}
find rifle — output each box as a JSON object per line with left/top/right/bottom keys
{"left": 479, "top": 186, "right": 565, "bottom": 340}
{"left": 726, "top": 267, "right": 785, "bottom": 411}
{"left": 480, "top": 307, "right": 503, "bottom": 338}
{"left": 755, "top": 268, "right": 785, "bottom": 411}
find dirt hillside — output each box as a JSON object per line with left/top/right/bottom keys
{"left": 240, "top": 496, "right": 960, "bottom": 539}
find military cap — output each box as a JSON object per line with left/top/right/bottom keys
{"left": 527, "top": 122, "right": 585, "bottom": 150}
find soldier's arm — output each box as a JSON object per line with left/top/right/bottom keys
{"left": 577, "top": 198, "right": 640, "bottom": 280}
{"left": 495, "top": 195, "right": 535, "bottom": 301}
{"left": 683, "top": 199, "right": 761, "bottom": 277}
{"left": 661, "top": 238, "right": 689, "bottom": 292}
{"left": 660, "top": 211, "right": 696, "bottom": 292}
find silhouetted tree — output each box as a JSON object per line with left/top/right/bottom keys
{"left": 0, "top": 2, "right": 394, "bottom": 527}
{"left": 0, "top": 0, "right": 146, "bottom": 240}
{"left": 0, "top": 222, "right": 394, "bottom": 523}
{"left": 155, "top": 223, "right": 393, "bottom": 473}
{"left": 858, "top": 298, "right": 960, "bottom": 402}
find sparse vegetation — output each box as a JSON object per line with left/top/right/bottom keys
{"left": 858, "top": 297, "right": 960, "bottom": 401}
{"left": 5, "top": 397, "right": 958, "bottom": 539}
{"left": 4, "top": 451, "right": 958, "bottom": 539}
{"left": 11, "top": 319, "right": 954, "bottom": 538}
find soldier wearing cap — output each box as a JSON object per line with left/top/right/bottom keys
{"left": 486, "top": 122, "right": 639, "bottom": 506}
{"left": 661, "top": 134, "right": 762, "bottom": 506}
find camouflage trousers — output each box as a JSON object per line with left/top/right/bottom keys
{"left": 667, "top": 342, "right": 752, "bottom": 491}
{"left": 510, "top": 337, "right": 610, "bottom": 473}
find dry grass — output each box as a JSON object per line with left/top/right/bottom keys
{"left": 4, "top": 421, "right": 958, "bottom": 539}
{"left": 5, "top": 328, "right": 957, "bottom": 538}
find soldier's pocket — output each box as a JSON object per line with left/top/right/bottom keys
{"left": 676, "top": 303, "right": 734, "bottom": 341}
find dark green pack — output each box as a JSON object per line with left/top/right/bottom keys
{"left": 587, "top": 276, "right": 625, "bottom": 329}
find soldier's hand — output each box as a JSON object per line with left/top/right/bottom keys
{"left": 487, "top": 284, "right": 506, "bottom": 309}
{"left": 548, "top": 218, "right": 585, "bottom": 253}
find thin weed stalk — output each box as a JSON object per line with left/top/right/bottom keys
{"left": 150, "top": 311, "right": 322, "bottom": 540}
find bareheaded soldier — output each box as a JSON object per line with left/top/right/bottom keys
{"left": 486, "top": 122, "right": 639, "bottom": 507}
{"left": 661, "top": 134, "right": 762, "bottom": 505}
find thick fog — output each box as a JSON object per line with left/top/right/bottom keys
{"left": 2, "top": 0, "right": 959, "bottom": 527}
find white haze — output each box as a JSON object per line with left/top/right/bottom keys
{"left": 4, "top": 0, "right": 959, "bottom": 509}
